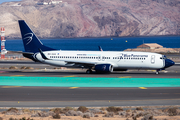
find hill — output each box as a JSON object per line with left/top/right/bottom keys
{"left": 0, "top": 0, "right": 180, "bottom": 39}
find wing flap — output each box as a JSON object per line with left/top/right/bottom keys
{"left": 65, "top": 60, "right": 96, "bottom": 66}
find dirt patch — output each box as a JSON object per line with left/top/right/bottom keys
{"left": 0, "top": 106, "right": 180, "bottom": 120}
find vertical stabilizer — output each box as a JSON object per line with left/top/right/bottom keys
{"left": 18, "top": 20, "right": 55, "bottom": 53}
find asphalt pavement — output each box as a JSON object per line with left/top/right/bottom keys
{"left": 0, "top": 60, "right": 180, "bottom": 107}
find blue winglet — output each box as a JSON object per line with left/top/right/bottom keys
{"left": 98, "top": 46, "right": 103, "bottom": 51}
{"left": 38, "top": 48, "right": 49, "bottom": 60}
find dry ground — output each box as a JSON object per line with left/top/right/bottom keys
{"left": 0, "top": 114, "right": 180, "bottom": 120}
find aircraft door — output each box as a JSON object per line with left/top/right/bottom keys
{"left": 151, "top": 55, "right": 155, "bottom": 64}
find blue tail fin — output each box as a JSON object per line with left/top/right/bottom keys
{"left": 18, "top": 20, "right": 55, "bottom": 53}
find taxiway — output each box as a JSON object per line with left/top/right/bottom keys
{"left": 0, "top": 60, "right": 179, "bottom": 107}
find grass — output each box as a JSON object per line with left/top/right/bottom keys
{"left": 106, "top": 106, "right": 123, "bottom": 113}
{"left": 77, "top": 106, "right": 88, "bottom": 113}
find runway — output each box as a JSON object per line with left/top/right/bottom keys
{"left": 0, "top": 87, "right": 180, "bottom": 107}
{"left": 0, "top": 60, "right": 180, "bottom": 107}
{"left": 0, "top": 60, "right": 180, "bottom": 78}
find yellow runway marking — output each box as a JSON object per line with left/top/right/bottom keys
{"left": 119, "top": 76, "right": 131, "bottom": 78}
{"left": 63, "top": 75, "right": 76, "bottom": 77}
{"left": 139, "top": 87, "right": 147, "bottom": 89}
{"left": 10, "top": 75, "right": 25, "bottom": 77}
{"left": 69, "top": 87, "right": 79, "bottom": 89}
{"left": 2, "top": 86, "right": 22, "bottom": 88}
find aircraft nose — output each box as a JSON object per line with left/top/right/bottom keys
{"left": 164, "top": 59, "right": 175, "bottom": 68}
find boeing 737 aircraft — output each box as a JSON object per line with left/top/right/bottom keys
{"left": 18, "top": 20, "right": 175, "bottom": 74}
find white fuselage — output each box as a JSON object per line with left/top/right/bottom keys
{"left": 35, "top": 50, "right": 165, "bottom": 70}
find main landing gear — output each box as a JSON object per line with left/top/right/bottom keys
{"left": 86, "top": 69, "right": 92, "bottom": 74}
{"left": 156, "top": 69, "right": 160, "bottom": 75}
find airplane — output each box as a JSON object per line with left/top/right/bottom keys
{"left": 18, "top": 20, "right": 175, "bottom": 74}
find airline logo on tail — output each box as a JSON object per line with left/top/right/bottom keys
{"left": 24, "top": 33, "right": 33, "bottom": 45}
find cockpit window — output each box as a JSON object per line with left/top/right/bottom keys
{"left": 160, "top": 56, "right": 167, "bottom": 59}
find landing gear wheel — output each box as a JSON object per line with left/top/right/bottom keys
{"left": 86, "top": 70, "right": 92, "bottom": 74}
{"left": 156, "top": 70, "right": 160, "bottom": 75}
{"left": 155, "top": 71, "right": 159, "bottom": 75}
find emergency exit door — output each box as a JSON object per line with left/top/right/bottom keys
{"left": 151, "top": 55, "right": 155, "bottom": 64}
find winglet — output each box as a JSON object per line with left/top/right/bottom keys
{"left": 38, "top": 49, "right": 49, "bottom": 60}
{"left": 98, "top": 46, "right": 103, "bottom": 51}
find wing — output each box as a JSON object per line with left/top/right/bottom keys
{"left": 65, "top": 60, "right": 97, "bottom": 66}
{"left": 55, "top": 59, "right": 98, "bottom": 68}
{"left": 50, "top": 59, "right": 112, "bottom": 68}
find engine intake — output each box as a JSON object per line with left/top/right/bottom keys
{"left": 94, "top": 64, "right": 113, "bottom": 73}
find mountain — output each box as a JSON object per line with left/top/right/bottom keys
{"left": 0, "top": 0, "right": 180, "bottom": 39}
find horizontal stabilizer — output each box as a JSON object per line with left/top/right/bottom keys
{"left": 7, "top": 51, "right": 34, "bottom": 55}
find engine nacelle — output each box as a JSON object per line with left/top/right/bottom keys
{"left": 94, "top": 64, "right": 113, "bottom": 73}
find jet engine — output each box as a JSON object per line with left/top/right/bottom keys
{"left": 94, "top": 64, "right": 113, "bottom": 73}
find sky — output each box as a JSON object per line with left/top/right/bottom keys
{"left": 0, "top": 0, "right": 21, "bottom": 4}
